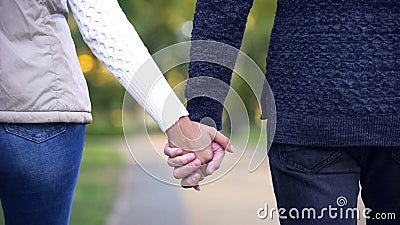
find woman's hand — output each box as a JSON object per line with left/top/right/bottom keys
{"left": 164, "top": 141, "right": 235, "bottom": 190}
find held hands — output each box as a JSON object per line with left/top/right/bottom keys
{"left": 164, "top": 142, "right": 231, "bottom": 190}
{"left": 165, "top": 116, "right": 235, "bottom": 190}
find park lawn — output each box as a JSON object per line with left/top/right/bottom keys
{"left": 0, "top": 137, "right": 125, "bottom": 225}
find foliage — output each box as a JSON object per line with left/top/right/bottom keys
{"left": 69, "top": 0, "right": 277, "bottom": 135}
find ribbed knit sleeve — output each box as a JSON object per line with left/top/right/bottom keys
{"left": 68, "top": 0, "right": 188, "bottom": 132}
{"left": 185, "top": 0, "right": 254, "bottom": 130}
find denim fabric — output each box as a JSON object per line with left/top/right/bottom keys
{"left": 0, "top": 123, "right": 85, "bottom": 225}
{"left": 268, "top": 143, "right": 400, "bottom": 225}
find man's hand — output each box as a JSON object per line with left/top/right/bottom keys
{"left": 166, "top": 116, "right": 232, "bottom": 164}
{"left": 165, "top": 116, "right": 235, "bottom": 190}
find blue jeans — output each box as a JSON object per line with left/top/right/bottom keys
{"left": 268, "top": 143, "right": 400, "bottom": 225}
{"left": 0, "top": 123, "right": 85, "bottom": 225}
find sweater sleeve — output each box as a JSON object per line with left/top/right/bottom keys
{"left": 185, "top": 0, "right": 254, "bottom": 130}
{"left": 68, "top": 0, "right": 188, "bottom": 132}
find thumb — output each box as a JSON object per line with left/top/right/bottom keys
{"left": 213, "top": 131, "right": 236, "bottom": 153}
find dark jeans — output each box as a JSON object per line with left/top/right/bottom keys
{"left": 0, "top": 123, "right": 85, "bottom": 225}
{"left": 268, "top": 143, "right": 400, "bottom": 225}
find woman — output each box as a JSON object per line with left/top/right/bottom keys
{"left": 0, "top": 0, "right": 230, "bottom": 224}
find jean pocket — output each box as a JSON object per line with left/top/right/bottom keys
{"left": 392, "top": 149, "right": 400, "bottom": 165}
{"left": 278, "top": 144, "right": 341, "bottom": 174}
{"left": 4, "top": 123, "right": 66, "bottom": 144}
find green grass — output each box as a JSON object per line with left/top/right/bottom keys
{"left": 0, "top": 203, "right": 2, "bottom": 224}
{"left": 0, "top": 137, "right": 125, "bottom": 225}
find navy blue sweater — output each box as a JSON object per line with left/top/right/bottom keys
{"left": 185, "top": 0, "right": 400, "bottom": 146}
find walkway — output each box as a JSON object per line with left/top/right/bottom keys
{"left": 106, "top": 135, "right": 366, "bottom": 225}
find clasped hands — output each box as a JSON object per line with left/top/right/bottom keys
{"left": 165, "top": 116, "right": 235, "bottom": 190}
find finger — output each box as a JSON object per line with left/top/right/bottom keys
{"left": 192, "top": 185, "right": 201, "bottom": 191}
{"left": 190, "top": 168, "right": 207, "bottom": 191}
{"left": 181, "top": 170, "right": 203, "bottom": 188}
{"left": 189, "top": 168, "right": 206, "bottom": 190}
{"left": 195, "top": 168, "right": 205, "bottom": 181}
{"left": 205, "top": 144, "right": 226, "bottom": 175}
{"left": 163, "top": 143, "right": 183, "bottom": 157}
{"left": 167, "top": 153, "right": 196, "bottom": 167}
{"left": 213, "top": 131, "right": 236, "bottom": 153}
{"left": 199, "top": 165, "right": 211, "bottom": 179}
{"left": 173, "top": 159, "right": 201, "bottom": 179}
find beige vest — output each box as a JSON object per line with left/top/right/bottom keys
{"left": 0, "top": 0, "right": 92, "bottom": 124}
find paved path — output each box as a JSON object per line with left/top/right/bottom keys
{"left": 106, "top": 162, "right": 187, "bottom": 225}
{"left": 106, "top": 135, "right": 366, "bottom": 225}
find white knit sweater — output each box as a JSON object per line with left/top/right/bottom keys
{"left": 68, "top": 0, "right": 188, "bottom": 131}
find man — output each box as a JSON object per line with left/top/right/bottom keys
{"left": 165, "top": 0, "right": 400, "bottom": 224}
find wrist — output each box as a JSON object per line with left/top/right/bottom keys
{"left": 166, "top": 116, "right": 191, "bottom": 135}
{"left": 177, "top": 116, "right": 191, "bottom": 128}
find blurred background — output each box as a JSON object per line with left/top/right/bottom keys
{"left": 0, "top": 0, "right": 365, "bottom": 224}
{"left": 0, "top": 0, "right": 277, "bottom": 224}
{"left": 72, "top": 0, "right": 277, "bottom": 136}
{"left": 74, "top": 0, "right": 277, "bottom": 224}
